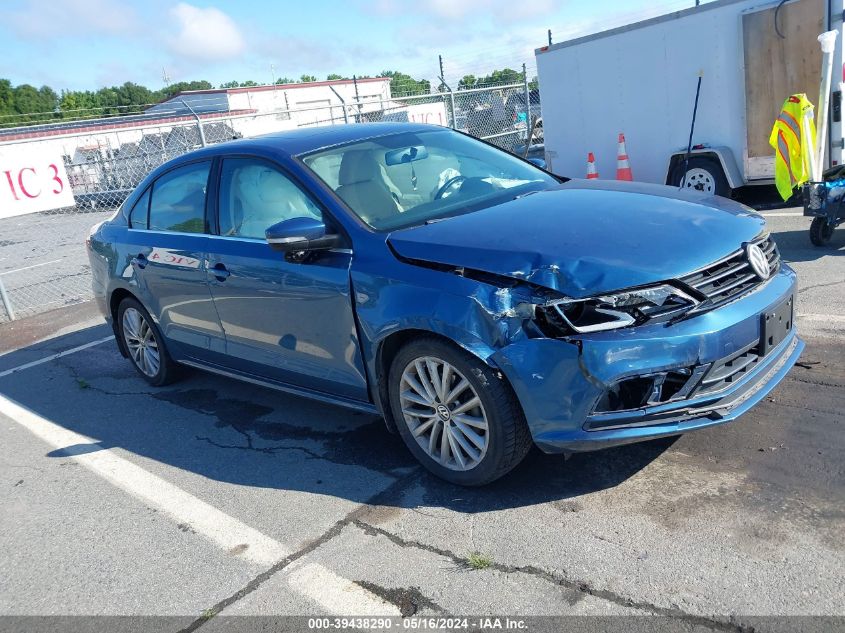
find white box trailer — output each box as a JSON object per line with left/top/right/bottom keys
{"left": 535, "top": 0, "right": 843, "bottom": 197}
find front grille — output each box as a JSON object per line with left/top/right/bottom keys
{"left": 679, "top": 236, "right": 780, "bottom": 310}
{"left": 696, "top": 341, "right": 762, "bottom": 396}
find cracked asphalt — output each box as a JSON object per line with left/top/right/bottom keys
{"left": 0, "top": 212, "right": 843, "bottom": 631}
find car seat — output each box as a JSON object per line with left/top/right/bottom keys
{"left": 335, "top": 150, "right": 402, "bottom": 225}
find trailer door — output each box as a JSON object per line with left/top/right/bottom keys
{"left": 742, "top": 0, "right": 824, "bottom": 179}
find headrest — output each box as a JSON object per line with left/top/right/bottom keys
{"left": 338, "top": 150, "right": 381, "bottom": 186}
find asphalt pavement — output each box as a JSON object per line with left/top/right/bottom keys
{"left": 0, "top": 211, "right": 842, "bottom": 631}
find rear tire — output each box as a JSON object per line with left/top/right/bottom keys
{"left": 116, "top": 297, "right": 179, "bottom": 386}
{"left": 671, "top": 157, "right": 730, "bottom": 197}
{"left": 388, "top": 337, "right": 532, "bottom": 486}
{"left": 810, "top": 217, "right": 835, "bottom": 246}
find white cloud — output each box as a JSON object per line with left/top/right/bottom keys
{"left": 168, "top": 3, "right": 245, "bottom": 62}
{"left": 8, "top": 0, "right": 136, "bottom": 39}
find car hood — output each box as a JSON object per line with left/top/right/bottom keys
{"left": 386, "top": 179, "right": 766, "bottom": 298}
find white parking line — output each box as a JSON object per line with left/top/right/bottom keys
{"left": 285, "top": 562, "right": 400, "bottom": 616}
{"left": 0, "top": 259, "right": 63, "bottom": 276}
{"left": 0, "top": 393, "right": 291, "bottom": 566}
{"left": 0, "top": 336, "right": 114, "bottom": 378}
{"left": 760, "top": 211, "right": 804, "bottom": 217}
{"left": 0, "top": 393, "right": 396, "bottom": 614}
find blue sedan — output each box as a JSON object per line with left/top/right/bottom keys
{"left": 86, "top": 123, "right": 803, "bottom": 485}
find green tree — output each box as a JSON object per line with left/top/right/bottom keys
{"left": 159, "top": 80, "right": 213, "bottom": 99}
{"left": 477, "top": 68, "right": 522, "bottom": 86}
{"left": 326, "top": 73, "right": 347, "bottom": 81}
{"left": 275, "top": 76, "right": 295, "bottom": 84}
{"left": 529, "top": 76, "right": 539, "bottom": 91}
{"left": 0, "top": 79, "right": 13, "bottom": 116}
{"left": 379, "top": 70, "right": 430, "bottom": 96}
{"left": 219, "top": 80, "right": 240, "bottom": 88}
{"left": 299, "top": 74, "right": 318, "bottom": 83}
{"left": 12, "top": 84, "right": 57, "bottom": 121}
{"left": 458, "top": 75, "right": 476, "bottom": 90}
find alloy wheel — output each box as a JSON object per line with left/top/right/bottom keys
{"left": 399, "top": 356, "right": 489, "bottom": 471}
{"left": 122, "top": 307, "right": 161, "bottom": 378}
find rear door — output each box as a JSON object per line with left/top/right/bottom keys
{"left": 205, "top": 156, "right": 369, "bottom": 400}
{"left": 124, "top": 159, "right": 225, "bottom": 359}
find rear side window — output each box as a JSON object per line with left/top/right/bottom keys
{"left": 149, "top": 161, "right": 211, "bottom": 233}
{"left": 129, "top": 188, "right": 150, "bottom": 229}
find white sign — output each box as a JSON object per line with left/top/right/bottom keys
{"left": 0, "top": 147, "right": 76, "bottom": 219}
{"left": 384, "top": 102, "right": 449, "bottom": 127}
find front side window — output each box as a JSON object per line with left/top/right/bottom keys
{"left": 301, "top": 128, "right": 557, "bottom": 230}
{"left": 148, "top": 161, "right": 211, "bottom": 233}
{"left": 218, "top": 158, "right": 322, "bottom": 239}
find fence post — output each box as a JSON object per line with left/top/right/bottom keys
{"left": 437, "top": 75, "right": 457, "bottom": 129}
{"left": 180, "top": 99, "right": 207, "bottom": 147}
{"left": 329, "top": 87, "right": 350, "bottom": 124}
{"left": 438, "top": 54, "right": 457, "bottom": 129}
{"left": 523, "top": 63, "right": 531, "bottom": 144}
{"left": 0, "top": 277, "right": 16, "bottom": 321}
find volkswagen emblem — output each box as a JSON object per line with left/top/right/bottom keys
{"left": 436, "top": 404, "right": 451, "bottom": 422}
{"left": 746, "top": 243, "right": 770, "bottom": 280}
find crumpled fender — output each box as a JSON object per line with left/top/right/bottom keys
{"left": 491, "top": 338, "right": 600, "bottom": 440}
{"left": 350, "top": 256, "right": 541, "bottom": 407}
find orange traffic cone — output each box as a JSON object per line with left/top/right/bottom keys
{"left": 616, "top": 133, "right": 633, "bottom": 181}
{"left": 586, "top": 152, "right": 599, "bottom": 179}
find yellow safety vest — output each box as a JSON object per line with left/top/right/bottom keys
{"left": 769, "top": 94, "right": 816, "bottom": 201}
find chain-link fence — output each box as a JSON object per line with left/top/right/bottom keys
{"left": 0, "top": 75, "right": 542, "bottom": 323}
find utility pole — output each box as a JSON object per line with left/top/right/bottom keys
{"left": 548, "top": 29, "right": 552, "bottom": 46}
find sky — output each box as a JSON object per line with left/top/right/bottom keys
{"left": 0, "top": 0, "right": 706, "bottom": 93}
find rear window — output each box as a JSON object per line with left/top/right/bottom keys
{"left": 148, "top": 161, "right": 211, "bottom": 233}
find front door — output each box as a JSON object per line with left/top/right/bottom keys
{"left": 205, "top": 156, "right": 368, "bottom": 401}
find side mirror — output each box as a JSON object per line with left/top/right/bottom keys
{"left": 265, "top": 217, "right": 340, "bottom": 254}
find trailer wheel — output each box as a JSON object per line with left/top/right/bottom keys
{"left": 810, "top": 217, "right": 835, "bottom": 246}
{"left": 671, "top": 157, "right": 730, "bottom": 197}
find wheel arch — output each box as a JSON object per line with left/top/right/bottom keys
{"left": 372, "top": 327, "right": 501, "bottom": 433}
{"left": 108, "top": 286, "right": 141, "bottom": 358}
{"left": 665, "top": 146, "right": 743, "bottom": 191}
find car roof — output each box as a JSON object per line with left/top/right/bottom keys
{"left": 209, "top": 122, "right": 439, "bottom": 157}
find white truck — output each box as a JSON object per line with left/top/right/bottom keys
{"left": 535, "top": 0, "right": 843, "bottom": 197}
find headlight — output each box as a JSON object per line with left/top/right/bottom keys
{"left": 542, "top": 284, "right": 699, "bottom": 334}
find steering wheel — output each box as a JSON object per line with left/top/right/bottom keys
{"left": 434, "top": 175, "right": 467, "bottom": 200}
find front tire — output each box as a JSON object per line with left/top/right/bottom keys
{"left": 388, "top": 337, "right": 531, "bottom": 486}
{"left": 810, "top": 217, "right": 835, "bottom": 246}
{"left": 117, "top": 297, "right": 179, "bottom": 386}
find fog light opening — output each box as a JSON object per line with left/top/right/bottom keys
{"left": 596, "top": 377, "right": 655, "bottom": 412}
{"left": 596, "top": 368, "right": 697, "bottom": 413}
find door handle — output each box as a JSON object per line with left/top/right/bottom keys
{"left": 131, "top": 253, "right": 147, "bottom": 269}
{"left": 210, "top": 262, "right": 230, "bottom": 281}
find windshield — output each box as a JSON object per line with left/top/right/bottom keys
{"left": 300, "top": 128, "right": 558, "bottom": 231}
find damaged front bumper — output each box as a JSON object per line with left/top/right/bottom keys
{"left": 492, "top": 265, "right": 803, "bottom": 453}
